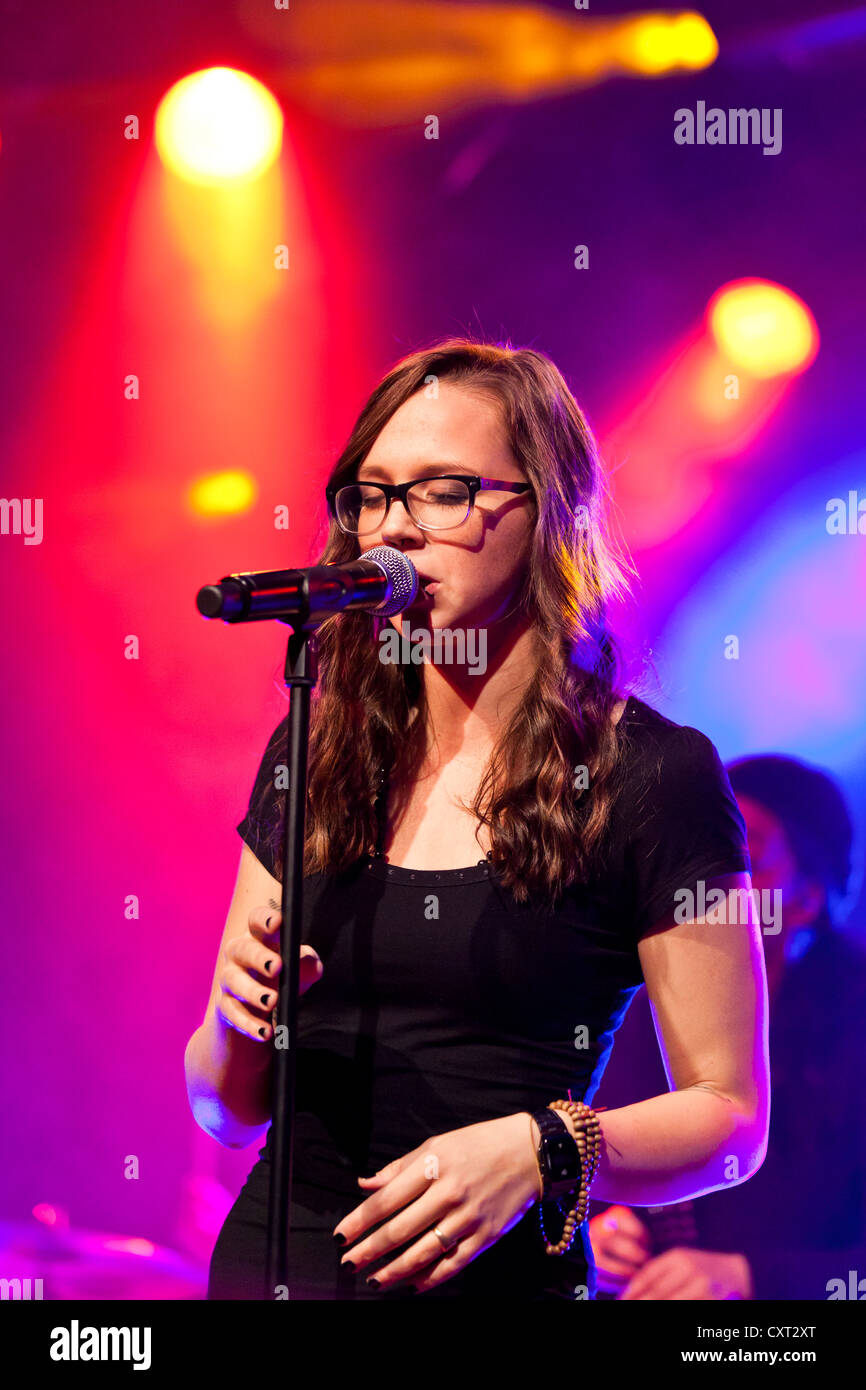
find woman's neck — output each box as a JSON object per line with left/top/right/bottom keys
{"left": 415, "top": 613, "right": 539, "bottom": 770}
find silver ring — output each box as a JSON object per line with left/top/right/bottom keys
{"left": 433, "top": 1225, "right": 458, "bottom": 1255}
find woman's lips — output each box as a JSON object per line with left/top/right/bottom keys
{"left": 411, "top": 579, "right": 439, "bottom": 601}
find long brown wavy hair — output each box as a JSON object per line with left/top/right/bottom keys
{"left": 264, "top": 336, "right": 636, "bottom": 904}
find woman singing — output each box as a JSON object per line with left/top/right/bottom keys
{"left": 188, "top": 338, "right": 770, "bottom": 1301}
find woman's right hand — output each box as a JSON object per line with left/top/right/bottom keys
{"left": 215, "top": 905, "right": 324, "bottom": 1043}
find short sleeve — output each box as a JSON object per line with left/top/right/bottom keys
{"left": 236, "top": 715, "right": 288, "bottom": 881}
{"left": 625, "top": 725, "right": 752, "bottom": 939}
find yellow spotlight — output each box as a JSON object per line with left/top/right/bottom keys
{"left": 708, "top": 278, "right": 819, "bottom": 378}
{"left": 188, "top": 470, "right": 258, "bottom": 517}
{"left": 625, "top": 12, "right": 718, "bottom": 75}
{"left": 155, "top": 67, "right": 283, "bottom": 185}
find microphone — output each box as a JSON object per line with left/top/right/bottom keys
{"left": 195, "top": 545, "right": 419, "bottom": 625}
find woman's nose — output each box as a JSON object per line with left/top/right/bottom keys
{"left": 379, "top": 497, "right": 423, "bottom": 546}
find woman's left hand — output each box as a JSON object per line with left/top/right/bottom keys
{"left": 331, "top": 1112, "right": 543, "bottom": 1292}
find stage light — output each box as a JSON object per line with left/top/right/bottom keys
{"left": 155, "top": 67, "right": 283, "bottom": 185}
{"left": 188, "top": 470, "right": 258, "bottom": 517}
{"left": 262, "top": 5, "right": 718, "bottom": 125}
{"left": 626, "top": 12, "right": 718, "bottom": 74}
{"left": 103, "top": 1237, "right": 157, "bottom": 1257}
{"left": 707, "top": 279, "right": 819, "bottom": 378}
{"left": 32, "top": 1203, "right": 66, "bottom": 1228}
{"left": 604, "top": 278, "right": 820, "bottom": 545}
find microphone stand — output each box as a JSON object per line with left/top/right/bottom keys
{"left": 195, "top": 545, "right": 416, "bottom": 1299}
{"left": 265, "top": 616, "right": 317, "bottom": 1300}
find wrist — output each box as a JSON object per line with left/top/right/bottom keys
{"left": 550, "top": 1107, "right": 577, "bottom": 1141}
{"left": 523, "top": 1113, "right": 544, "bottom": 1200}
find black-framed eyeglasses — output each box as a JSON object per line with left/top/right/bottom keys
{"left": 325, "top": 475, "right": 533, "bottom": 535}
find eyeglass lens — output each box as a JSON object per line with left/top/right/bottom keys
{"left": 335, "top": 479, "right": 472, "bottom": 533}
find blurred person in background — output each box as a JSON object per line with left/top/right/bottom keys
{"left": 589, "top": 754, "right": 866, "bottom": 1300}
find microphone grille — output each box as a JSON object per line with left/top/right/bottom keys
{"left": 361, "top": 546, "right": 419, "bottom": 616}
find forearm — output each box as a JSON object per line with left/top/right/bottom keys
{"left": 184, "top": 1012, "right": 273, "bottom": 1148}
{"left": 551, "top": 1086, "right": 765, "bottom": 1208}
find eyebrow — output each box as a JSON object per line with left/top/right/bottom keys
{"left": 355, "top": 463, "right": 475, "bottom": 481}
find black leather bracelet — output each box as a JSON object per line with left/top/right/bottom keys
{"left": 531, "top": 1106, "right": 583, "bottom": 1200}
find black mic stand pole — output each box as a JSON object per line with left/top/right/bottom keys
{"left": 264, "top": 613, "right": 317, "bottom": 1300}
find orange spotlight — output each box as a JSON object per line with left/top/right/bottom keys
{"left": 242, "top": 4, "right": 717, "bottom": 126}
{"left": 707, "top": 278, "right": 819, "bottom": 379}
{"left": 624, "top": 12, "right": 718, "bottom": 74}
{"left": 155, "top": 67, "right": 283, "bottom": 185}
{"left": 603, "top": 279, "right": 819, "bottom": 546}
{"left": 188, "top": 470, "right": 258, "bottom": 518}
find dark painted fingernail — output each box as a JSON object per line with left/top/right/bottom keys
{"left": 265, "top": 916, "right": 272, "bottom": 927}
{"left": 260, "top": 993, "right": 270, "bottom": 1006}
{"left": 366, "top": 1277, "right": 379, "bottom": 1288}
{"left": 258, "top": 1027, "right": 266, "bottom": 1037}
{"left": 263, "top": 960, "right": 273, "bottom": 973}
{"left": 333, "top": 1232, "right": 346, "bottom": 1246}
{"left": 342, "top": 1259, "right": 355, "bottom": 1270}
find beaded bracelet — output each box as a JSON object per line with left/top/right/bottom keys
{"left": 536, "top": 1098, "right": 604, "bottom": 1256}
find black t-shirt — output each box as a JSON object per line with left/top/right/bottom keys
{"left": 207, "top": 694, "right": 751, "bottom": 1301}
